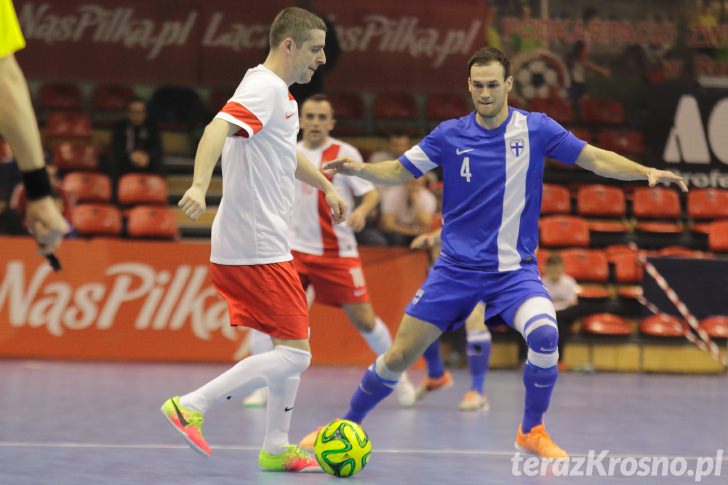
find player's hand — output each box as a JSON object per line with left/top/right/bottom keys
{"left": 646, "top": 168, "right": 688, "bottom": 192}
{"left": 410, "top": 231, "right": 440, "bottom": 249}
{"left": 325, "top": 188, "right": 348, "bottom": 224}
{"left": 26, "top": 196, "right": 71, "bottom": 255}
{"left": 178, "top": 186, "right": 207, "bottom": 221}
{"left": 347, "top": 209, "right": 366, "bottom": 232}
{"left": 322, "top": 157, "right": 363, "bottom": 176}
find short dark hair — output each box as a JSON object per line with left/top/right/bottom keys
{"left": 467, "top": 47, "right": 511, "bottom": 79}
{"left": 546, "top": 254, "right": 563, "bottom": 266}
{"left": 269, "top": 7, "right": 326, "bottom": 48}
{"left": 301, "top": 93, "right": 334, "bottom": 115}
{"left": 126, "top": 96, "right": 146, "bottom": 110}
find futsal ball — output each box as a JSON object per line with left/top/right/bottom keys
{"left": 313, "top": 419, "right": 371, "bottom": 477}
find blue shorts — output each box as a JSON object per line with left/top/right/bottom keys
{"left": 405, "top": 257, "right": 551, "bottom": 333}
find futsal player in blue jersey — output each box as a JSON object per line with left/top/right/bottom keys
{"left": 300, "top": 47, "right": 687, "bottom": 458}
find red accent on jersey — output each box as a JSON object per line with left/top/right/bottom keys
{"left": 288, "top": 92, "right": 295, "bottom": 100}
{"left": 318, "top": 144, "right": 341, "bottom": 257}
{"left": 221, "top": 101, "right": 263, "bottom": 134}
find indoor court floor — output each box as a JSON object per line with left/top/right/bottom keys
{"left": 1, "top": 361, "right": 726, "bottom": 484}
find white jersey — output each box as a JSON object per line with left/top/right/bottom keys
{"left": 543, "top": 274, "right": 579, "bottom": 311}
{"left": 211, "top": 65, "right": 299, "bottom": 265}
{"left": 290, "top": 138, "right": 375, "bottom": 258}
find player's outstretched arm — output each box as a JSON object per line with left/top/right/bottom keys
{"left": 179, "top": 118, "right": 234, "bottom": 220}
{"left": 295, "top": 151, "right": 348, "bottom": 224}
{"left": 323, "top": 158, "right": 414, "bottom": 186}
{"left": 575, "top": 145, "right": 688, "bottom": 192}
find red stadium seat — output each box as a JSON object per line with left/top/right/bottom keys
{"left": 45, "top": 112, "right": 93, "bottom": 139}
{"left": 117, "top": 174, "right": 168, "bottom": 205}
{"left": 63, "top": 172, "right": 112, "bottom": 203}
{"left": 327, "top": 92, "right": 367, "bottom": 134}
{"left": 540, "top": 215, "right": 589, "bottom": 247}
{"left": 632, "top": 187, "right": 683, "bottom": 233}
{"left": 38, "top": 83, "right": 83, "bottom": 111}
{"left": 598, "top": 130, "right": 645, "bottom": 157}
{"left": 569, "top": 128, "right": 593, "bottom": 144}
{"left": 51, "top": 141, "right": 99, "bottom": 172}
{"left": 72, "top": 204, "right": 122, "bottom": 236}
{"left": 426, "top": 94, "right": 469, "bottom": 121}
{"left": 699, "top": 316, "right": 728, "bottom": 339}
{"left": 608, "top": 250, "right": 643, "bottom": 283}
{"left": 541, "top": 184, "right": 571, "bottom": 215}
{"left": 639, "top": 315, "right": 688, "bottom": 337}
{"left": 127, "top": 205, "right": 179, "bottom": 239}
{"left": 536, "top": 247, "right": 550, "bottom": 274}
{"left": 579, "top": 98, "right": 624, "bottom": 124}
{"left": 582, "top": 313, "right": 633, "bottom": 336}
{"left": 561, "top": 248, "right": 608, "bottom": 282}
{"left": 373, "top": 93, "right": 418, "bottom": 120}
{"left": 687, "top": 189, "right": 728, "bottom": 234}
{"left": 528, "top": 96, "right": 573, "bottom": 123}
{"left": 92, "top": 84, "right": 134, "bottom": 112}
{"left": 708, "top": 220, "right": 728, "bottom": 252}
{"left": 657, "top": 246, "right": 712, "bottom": 258}
{"left": 577, "top": 184, "right": 626, "bottom": 217}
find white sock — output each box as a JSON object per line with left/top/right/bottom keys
{"left": 263, "top": 375, "right": 301, "bottom": 454}
{"left": 179, "top": 346, "right": 311, "bottom": 414}
{"left": 249, "top": 329, "right": 274, "bottom": 355}
{"left": 361, "top": 317, "right": 392, "bottom": 356}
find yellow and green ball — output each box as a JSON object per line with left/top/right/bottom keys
{"left": 313, "top": 419, "right": 372, "bottom": 477}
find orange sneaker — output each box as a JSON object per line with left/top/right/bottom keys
{"left": 515, "top": 424, "right": 568, "bottom": 459}
{"left": 160, "top": 396, "right": 212, "bottom": 456}
{"left": 458, "top": 390, "right": 490, "bottom": 412}
{"left": 299, "top": 425, "right": 323, "bottom": 450}
{"left": 415, "top": 371, "right": 454, "bottom": 400}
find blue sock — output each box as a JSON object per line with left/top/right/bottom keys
{"left": 522, "top": 361, "right": 558, "bottom": 433}
{"left": 343, "top": 364, "right": 397, "bottom": 424}
{"left": 467, "top": 332, "right": 491, "bottom": 394}
{"left": 422, "top": 340, "right": 445, "bottom": 378}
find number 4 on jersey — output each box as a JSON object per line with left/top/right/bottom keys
{"left": 460, "top": 157, "right": 472, "bottom": 182}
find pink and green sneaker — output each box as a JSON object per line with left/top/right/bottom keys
{"left": 259, "top": 445, "right": 322, "bottom": 472}
{"left": 160, "top": 396, "right": 212, "bottom": 456}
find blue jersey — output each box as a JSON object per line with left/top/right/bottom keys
{"left": 399, "top": 107, "right": 586, "bottom": 272}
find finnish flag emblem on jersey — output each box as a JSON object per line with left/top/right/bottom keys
{"left": 510, "top": 139, "right": 525, "bottom": 157}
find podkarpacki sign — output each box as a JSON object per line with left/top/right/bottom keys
{"left": 649, "top": 84, "right": 728, "bottom": 189}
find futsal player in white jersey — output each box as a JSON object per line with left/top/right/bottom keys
{"left": 161, "top": 7, "right": 347, "bottom": 472}
{"left": 243, "top": 95, "right": 416, "bottom": 409}
{"left": 300, "top": 47, "right": 687, "bottom": 458}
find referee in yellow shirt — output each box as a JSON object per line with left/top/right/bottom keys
{"left": 1, "top": 0, "right": 70, "bottom": 260}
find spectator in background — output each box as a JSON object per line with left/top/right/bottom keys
{"left": 484, "top": 3, "right": 502, "bottom": 50}
{"left": 567, "top": 8, "right": 610, "bottom": 119}
{"left": 379, "top": 177, "right": 437, "bottom": 246}
{"left": 369, "top": 131, "right": 412, "bottom": 199}
{"left": 107, "top": 97, "right": 163, "bottom": 198}
{"left": 541, "top": 254, "right": 580, "bottom": 370}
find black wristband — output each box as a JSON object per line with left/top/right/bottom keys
{"left": 21, "top": 167, "right": 54, "bottom": 201}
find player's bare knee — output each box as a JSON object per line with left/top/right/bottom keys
{"left": 382, "top": 346, "right": 410, "bottom": 373}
